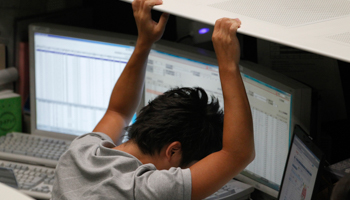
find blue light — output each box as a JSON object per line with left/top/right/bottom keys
{"left": 198, "top": 28, "right": 210, "bottom": 34}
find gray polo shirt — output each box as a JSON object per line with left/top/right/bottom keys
{"left": 51, "top": 132, "right": 192, "bottom": 200}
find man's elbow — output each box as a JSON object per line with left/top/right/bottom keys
{"left": 243, "top": 145, "right": 255, "bottom": 166}
{"left": 246, "top": 130, "right": 255, "bottom": 164}
{"left": 248, "top": 148, "right": 255, "bottom": 163}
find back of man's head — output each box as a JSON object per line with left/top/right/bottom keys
{"left": 126, "top": 87, "right": 224, "bottom": 167}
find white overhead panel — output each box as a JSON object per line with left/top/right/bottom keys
{"left": 122, "top": 0, "right": 350, "bottom": 63}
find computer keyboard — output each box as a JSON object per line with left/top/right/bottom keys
{"left": 0, "top": 160, "right": 54, "bottom": 200}
{"left": 0, "top": 132, "right": 71, "bottom": 167}
{"left": 205, "top": 179, "right": 254, "bottom": 200}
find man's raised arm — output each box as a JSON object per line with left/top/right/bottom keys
{"left": 93, "top": 0, "right": 169, "bottom": 144}
{"left": 189, "top": 18, "right": 255, "bottom": 200}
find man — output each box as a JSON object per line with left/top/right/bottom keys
{"left": 52, "top": 0, "right": 255, "bottom": 199}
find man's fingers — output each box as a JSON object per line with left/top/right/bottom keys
{"left": 133, "top": 0, "right": 163, "bottom": 14}
{"left": 231, "top": 18, "right": 241, "bottom": 30}
{"left": 215, "top": 18, "right": 241, "bottom": 29}
{"left": 156, "top": 12, "right": 170, "bottom": 31}
{"left": 132, "top": 0, "right": 142, "bottom": 11}
{"left": 143, "top": 0, "right": 163, "bottom": 11}
{"left": 234, "top": 18, "right": 241, "bottom": 27}
{"left": 214, "top": 18, "right": 223, "bottom": 31}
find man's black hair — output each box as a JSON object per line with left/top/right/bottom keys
{"left": 126, "top": 87, "right": 224, "bottom": 167}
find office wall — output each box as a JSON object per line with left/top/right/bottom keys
{"left": 0, "top": 0, "right": 85, "bottom": 67}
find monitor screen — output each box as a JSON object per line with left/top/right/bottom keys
{"left": 145, "top": 42, "right": 222, "bottom": 108}
{"left": 29, "top": 23, "right": 138, "bottom": 140}
{"left": 144, "top": 41, "right": 312, "bottom": 198}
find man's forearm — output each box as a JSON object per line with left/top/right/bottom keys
{"left": 211, "top": 17, "right": 254, "bottom": 164}
{"left": 219, "top": 64, "right": 254, "bottom": 163}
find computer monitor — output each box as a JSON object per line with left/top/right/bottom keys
{"left": 278, "top": 125, "right": 324, "bottom": 200}
{"left": 29, "top": 23, "right": 139, "bottom": 141}
{"left": 235, "top": 61, "right": 312, "bottom": 197}
{"left": 144, "top": 41, "right": 312, "bottom": 198}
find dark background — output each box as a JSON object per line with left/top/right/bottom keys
{"left": 1, "top": 0, "right": 349, "bottom": 182}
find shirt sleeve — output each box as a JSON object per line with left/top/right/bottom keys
{"left": 70, "top": 132, "right": 114, "bottom": 146}
{"left": 134, "top": 165, "right": 192, "bottom": 200}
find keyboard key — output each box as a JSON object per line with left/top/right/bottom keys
{"left": 13, "top": 150, "right": 27, "bottom": 155}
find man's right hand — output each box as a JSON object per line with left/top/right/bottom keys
{"left": 132, "top": 0, "right": 169, "bottom": 47}
{"left": 212, "top": 18, "right": 241, "bottom": 68}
